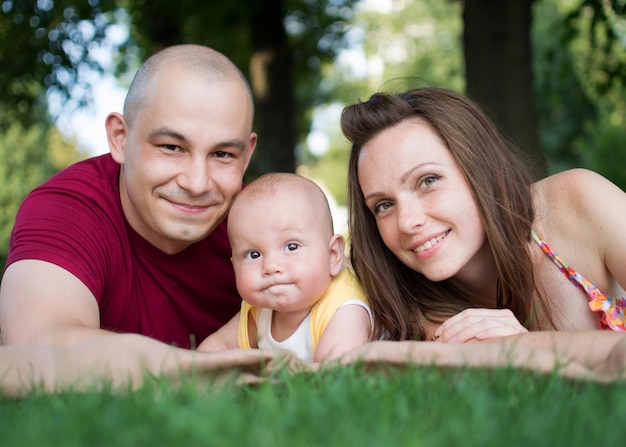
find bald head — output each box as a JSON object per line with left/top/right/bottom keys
{"left": 123, "top": 44, "right": 253, "bottom": 128}
{"left": 230, "top": 173, "right": 335, "bottom": 237}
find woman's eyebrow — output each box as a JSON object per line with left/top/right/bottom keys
{"left": 399, "top": 162, "right": 441, "bottom": 184}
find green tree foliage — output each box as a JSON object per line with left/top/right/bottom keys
{"left": 533, "top": 0, "right": 598, "bottom": 172}
{"left": 534, "top": 0, "right": 626, "bottom": 188}
{"left": 0, "top": 0, "right": 124, "bottom": 129}
{"left": 327, "top": 0, "right": 463, "bottom": 101}
{"left": 578, "top": 105, "right": 626, "bottom": 190}
{"left": 564, "top": 0, "right": 626, "bottom": 95}
{"left": 565, "top": 1, "right": 626, "bottom": 190}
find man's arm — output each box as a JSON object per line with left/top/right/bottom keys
{"left": 0, "top": 333, "right": 199, "bottom": 394}
{"left": 0, "top": 260, "right": 113, "bottom": 345}
{"left": 0, "top": 334, "right": 289, "bottom": 396}
{"left": 0, "top": 259, "right": 240, "bottom": 393}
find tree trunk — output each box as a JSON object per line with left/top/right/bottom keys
{"left": 463, "top": 0, "right": 545, "bottom": 176}
{"left": 248, "top": 0, "right": 298, "bottom": 176}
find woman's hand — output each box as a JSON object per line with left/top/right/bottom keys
{"left": 433, "top": 308, "right": 528, "bottom": 343}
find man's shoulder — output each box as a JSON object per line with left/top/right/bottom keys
{"left": 43, "top": 153, "right": 118, "bottom": 190}
{"left": 12, "top": 153, "right": 124, "bottom": 256}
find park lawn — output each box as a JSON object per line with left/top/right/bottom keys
{"left": 1, "top": 362, "right": 624, "bottom": 446}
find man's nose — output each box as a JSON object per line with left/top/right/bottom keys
{"left": 178, "top": 157, "right": 213, "bottom": 196}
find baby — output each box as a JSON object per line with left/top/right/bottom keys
{"left": 198, "top": 173, "right": 372, "bottom": 362}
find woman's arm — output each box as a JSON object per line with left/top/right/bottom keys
{"left": 341, "top": 331, "right": 626, "bottom": 381}
{"left": 433, "top": 308, "right": 528, "bottom": 343}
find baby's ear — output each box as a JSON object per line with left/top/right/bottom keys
{"left": 328, "top": 234, "right": 345, "bottom": 276}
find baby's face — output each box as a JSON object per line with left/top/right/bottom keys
{"left": 228, "top": 191, "right": 337, "bottom": 313}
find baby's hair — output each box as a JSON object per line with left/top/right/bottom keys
{"left": 233, "top": 173, "right": 334, "bottom": 236}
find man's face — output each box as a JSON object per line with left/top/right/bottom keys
{"left": 115, "top": 69, "right": 256, "bottom": 254}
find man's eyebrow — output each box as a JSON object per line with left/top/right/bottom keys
{"left": 148, "top": 127, "right": 189, "bottom": 144}
{"left": 148, "top": 128, "right": 248, "bottom": 152}
{"left": 216, "top": 139, "right": 248, "bottom": 152}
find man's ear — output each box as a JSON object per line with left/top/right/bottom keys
{"left": 328, "top": 234, "right": 346, "bottom": 277}
{"left": 243, "top": 132, "right": 258, "bottom": 171}
{"left": 105, "top": 112, "right": 128, "bottom": 164}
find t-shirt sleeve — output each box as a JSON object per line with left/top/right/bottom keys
{"left": 7, "top": 177, "right": 120, "bottom": 301}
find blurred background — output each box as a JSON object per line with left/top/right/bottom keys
{"left": 1, "top": 0, "right": 626, "bottom": 269}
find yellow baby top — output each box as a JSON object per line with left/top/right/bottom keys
{"left": 237, "top": 268, "right": 371, "bottom": 358}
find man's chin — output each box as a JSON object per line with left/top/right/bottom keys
{"left": 172, "top": 229, "right": 212, "bottom": 244}
{"left": 159, "top": 225, "right": 214, "bottom": 248}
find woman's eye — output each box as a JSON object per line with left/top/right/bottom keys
{"left": 373, "top": 201, "right": 392, "bottom": 215}
{"left": 285, "top": 243, "right": 299, "bottom": 252}
{"left": 246, "top": 250, "right": 261, "bottom": 260}
{"left": 421, "top": 174, "right": 440, "bottom": 187}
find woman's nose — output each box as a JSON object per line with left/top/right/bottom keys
{"left": 396, "top": 202, "right": 426, "bottom": 234}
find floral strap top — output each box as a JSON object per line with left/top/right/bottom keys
{"left": 531, "top": 230, "right": 626, "bottom": 331}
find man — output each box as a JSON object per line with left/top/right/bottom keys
{"left": 0, "top": 45, "right": 257, "bottom": 355}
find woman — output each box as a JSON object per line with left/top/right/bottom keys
{"left": 341, "top": 87, "right": 626, "bottom": 343}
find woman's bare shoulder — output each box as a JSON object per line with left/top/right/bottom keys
{"left": 532, "top": 168, "right": 626, "bottom": 242}
{"left": 535, "top": 168, "right": 620, "bottom": 214}
{"left": 537, "top": 168, "right": 606, "bottom": 191}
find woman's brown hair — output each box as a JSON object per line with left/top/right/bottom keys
{"left": 341, "top": 88, "right": 549, "bottom": 340}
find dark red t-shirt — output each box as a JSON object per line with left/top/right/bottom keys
{"left": 6, "top": 154, "right": 240, "bottom": 348}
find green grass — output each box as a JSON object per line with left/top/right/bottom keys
{"left": 1, "top": 363, "right": 625, "bottom": 446}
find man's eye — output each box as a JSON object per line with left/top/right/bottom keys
{"left": 215, "top": 151, "right": 231, "bottom": 158}
{"left": 246, "top": 250, "right": 261, "bottom": 260}
{"left": 163, "top": 144, "right": 181, "bottom": 151}
{"left": 285, "top": 243, "right": 299, "bottom": 252}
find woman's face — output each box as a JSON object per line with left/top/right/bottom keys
{"left": 357, "top": 118, "right": 490, "bottom": 285}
